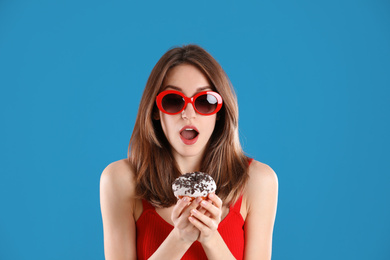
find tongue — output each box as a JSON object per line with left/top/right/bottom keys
{"left": 181, "top": 130, "right": 198, "bottom": 140}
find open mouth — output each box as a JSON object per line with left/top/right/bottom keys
{"left": 180, "top": 128, "right": 199, "bottom": 140}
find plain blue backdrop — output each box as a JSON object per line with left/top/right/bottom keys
{"left": 1, "top": 0, "right": 389, "bottom": 259}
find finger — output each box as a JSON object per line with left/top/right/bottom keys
{"left": 189, "top": 209, "right": 217, "bottom": 230}
{"left": 186, "top": 197, "right": 202, "bottom": 212}
{"left": 207, "top": 193, "right": 222, "bottom": 209}
{"left": 171, "top": 197, "right": 191, "bottom": 220}
{"left": 178, "top": 197, "right": 202, "bottom": 220}
{"left": 197, "top": 203, "right": 210, "bottom": 217}
{"left": 200, "top": 199, "right": 220, "bottom": 219}
{"left": 188, "top": 215, "right": 207, "bottom": 232}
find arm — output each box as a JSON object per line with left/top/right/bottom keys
{"left": 243, "top": 161, "right": 278, "bottom": 260}
{"left": 187, "top": 162, "right": 278, "bottom": 260}
{"left": 100, "top": 159, "right": 137, "bottom": 260}
{"left": 188, "top": 193, "right": 236, "bottom": 260}
{"left": 100, "top": 160, "right": 203, "bottom": 260}
{"left": 148, "top": 197, "right": 202, "bottom": 260}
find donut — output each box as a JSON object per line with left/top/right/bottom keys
{"left": 172, "top": 172, "right": 216, "bottom": 201}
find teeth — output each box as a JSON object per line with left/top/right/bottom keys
{"left": 185, "top": 128, "right": 194, "bottom": 131}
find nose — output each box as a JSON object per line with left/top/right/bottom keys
{"left": 181, "top": 102, "right": 196, "bottom": 119}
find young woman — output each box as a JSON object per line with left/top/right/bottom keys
{"left": 100, "top": 45, "right": 278, "bottom": 260}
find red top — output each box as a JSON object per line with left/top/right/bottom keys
{"left": 136, "top": 196, "right": 245, "bottom": 260}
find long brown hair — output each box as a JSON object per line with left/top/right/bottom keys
{"left": 128, "top": 44, "right": 249, "bottom": 207}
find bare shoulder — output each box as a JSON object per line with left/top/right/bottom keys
{"left": 100, "top": 158, "right": 137, "bottom": 200}
{"left": 240, "top": 160, "right": 278, "bottom": 259}
{"left": 245, "top": 160, "right": 278, "bottom": 212}
{"left": 100, "top": 159, "right": 139, "bottom": 259}
{"left": 247, "top": 160, "right": 278, "bottom": 186}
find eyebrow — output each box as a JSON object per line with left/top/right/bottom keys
{"left": 164, "top": 85, "right": 213, "bottom": 92}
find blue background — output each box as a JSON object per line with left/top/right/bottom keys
{"left": 1, "top": 0, "right": 389, "bottom": 259}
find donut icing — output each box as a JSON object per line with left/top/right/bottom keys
{"left": 172, "top": 172, "right": 216, "bottom": 199}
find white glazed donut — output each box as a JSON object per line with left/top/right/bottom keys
{"left": 172, "top": 172, "right": 217, "bottom": 200}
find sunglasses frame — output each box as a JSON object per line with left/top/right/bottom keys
{"left": 156, "top": 90, "right": 223, "bottom": 116}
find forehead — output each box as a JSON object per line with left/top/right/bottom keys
{"left": 162, "top": 64, "right": 212, "bottom": 95}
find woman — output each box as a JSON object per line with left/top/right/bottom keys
{"left": 100, "top": 45, "right": 278, "bottom": 260}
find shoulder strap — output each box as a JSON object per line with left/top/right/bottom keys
{"left": 229, "top": 159, "right": 252, "bottom": 212}
{"left": 248, "top": 158, "right": 254, "bottom": 165}
{"left": 230, "top": 195, "right": 243, "bottom": 213}
{"left": 141, "top": 199, "right": 155, "bottom": 212}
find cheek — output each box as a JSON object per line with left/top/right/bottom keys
{"left": 204, "top": 117, "right": 217, "bottom": 135}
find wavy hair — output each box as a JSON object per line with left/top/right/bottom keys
{"left": 128, "top": 44, "right": 249, "bottom": 207}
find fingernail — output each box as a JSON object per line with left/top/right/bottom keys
{"left": 209, "top": 193, "right": 215, "bottom": 199}
{"left": 201, "top": 200, "right": 207, "bottom": 206}
{"left": 191, "top": 209, "right": 198, "bottom": 215}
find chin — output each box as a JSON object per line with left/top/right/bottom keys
{"left": 179, "top": 150, "right": 203, "bottom": 158}
{"left": 174, "top": 146, "right": 205, "bottom": 159}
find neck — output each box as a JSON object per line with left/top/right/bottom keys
{"left": 175, "top": 155, "right": 202, "bottom": 174}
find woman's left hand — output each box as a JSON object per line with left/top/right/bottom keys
{"left": 188, "top": 193, "right": 223, "bottom": 245}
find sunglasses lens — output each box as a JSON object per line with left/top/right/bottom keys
{"left": 195, "top": 94, "right": 218, "bottom": 114}
{"left": 161, "top": 93, "right": 185, "bottom": 113}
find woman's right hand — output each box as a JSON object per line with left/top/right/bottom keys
{"left": 171, "top": 197, "right": 202, "bottom": 243}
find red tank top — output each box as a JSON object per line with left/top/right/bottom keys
{"left": 136, "top": 196, "right": 245, "bottom": 259}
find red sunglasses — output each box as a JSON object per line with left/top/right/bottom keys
{"left": 156, "top": 90, "right": 223, "bottom": 116}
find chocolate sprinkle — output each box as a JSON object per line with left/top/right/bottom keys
{"left": 172, "top": 172, "right": 216, "bottom": 196}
